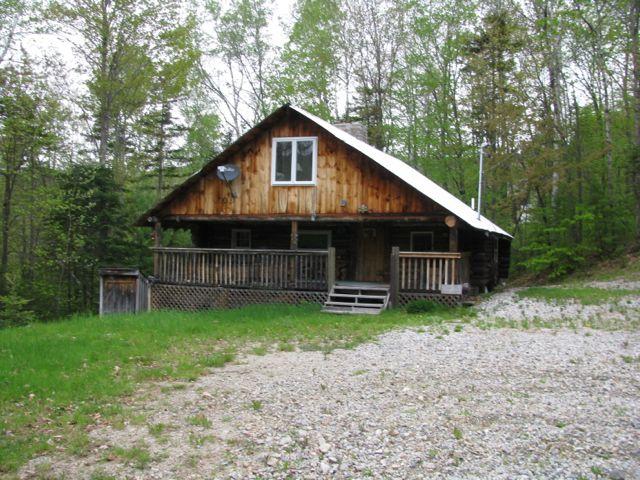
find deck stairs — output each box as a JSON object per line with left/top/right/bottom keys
{"left": 322, "top": 282, "right": 390, "bottom": 315}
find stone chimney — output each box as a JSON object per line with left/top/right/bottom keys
{"left": 332, "top": 122, "right": 368, "bottom": 144}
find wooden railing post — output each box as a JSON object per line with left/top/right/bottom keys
{"left": 390, "top": 246, "right": 399, "bottom": 307}
{"left": 327, "top": 247, "right": 336, "bottom": 291}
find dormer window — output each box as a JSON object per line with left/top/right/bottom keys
{"left": 271, "top": 137, "right": 317, "bottom": 185}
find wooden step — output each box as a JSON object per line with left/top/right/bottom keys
{"left": 325, "top": 300, "right": 386, "bottom": 308}
{"left": 321, "top": 305, "right": 382, "bottom": 315}
{"left": 322, "top": 282, "right": 390, "bottom": 315}
{"left": 328, "top": 293, "right": 388, "bottom": 300}
{"left": 332, "top": 286, "right": 389, "bottom": 293}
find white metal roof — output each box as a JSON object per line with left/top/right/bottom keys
{"left": 291, "top": 106, "right": 512, "bottom": 238}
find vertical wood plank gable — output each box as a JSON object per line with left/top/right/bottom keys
{"left": 163, "top": 114, "right": 439, "bottom": 218}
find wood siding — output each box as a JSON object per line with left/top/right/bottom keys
{"left": 162, "top": 111, "right": 443, "bottom": 219}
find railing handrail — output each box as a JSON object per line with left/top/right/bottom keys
{"left": 152, "top": 247, "right": 328, "bottom": 255}
{"left": 152, "top": 246, "right": 334, "bottom": 292}
{"left": 398, "top": 251, "right": 464, "bottom": 259}
{"left": 393, "top": 249, "right": 471, "bottom": 295}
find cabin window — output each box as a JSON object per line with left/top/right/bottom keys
{"left": 410, "top": 231, "right": 434, "bottom": 252}
{"left": 272, "top": 137, "right": 317, "bottom": 185}
{"left": 298, "top": 230, "right": 331, "bottom": 250}
{"left": 231, "top": 229, "right": 251, "bottom": 249}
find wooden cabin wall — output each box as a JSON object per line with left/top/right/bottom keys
{"left": 163, "top": 110, "right": 445, "bottom": 219}
{"left": 498, "top": 238, "right": 511, "bottom": 280}
{"left": 459, "top": 230, "right": 505, "bottom": 290}
{"left": 388, "top": 225, "right": 450, "bottom": 251}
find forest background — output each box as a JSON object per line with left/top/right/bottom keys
{"left": 0, "top": 0, "right": 638, "bottom": 322}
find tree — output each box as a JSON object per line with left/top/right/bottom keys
{"left": 201, "top": 0, "right": 273, "bottom": 136}
{"left": 629, "top": 0, "right": 640, "bottom": 235}
{"left": 272, "top": 0, "right": 342, "bottom": 119}
{"left": 0, "top": 0, "right": 28, "bottom": 66}
{"left": 134, "top": 14, "right": 201, "bottom": 199}
{"left": 46, "top": 164, "right": 136, "bottom": 315}
{"left": 463, "top": 5, "right": 527, "bottom": 225}
{"left": 342, "top": 0, "right": 408, "bottom": 149}
{"left": 399, "top": 0, "right": 477, "bottom": 197}
{"left": 0, "top": 61, "right": 62, "bottom": 295}
{"left": 48, "top": 0, "right": 183, "bottom": 168}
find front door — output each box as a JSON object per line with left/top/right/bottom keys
{"left": 355, "top": 225, "right": 387, "bottom": 282}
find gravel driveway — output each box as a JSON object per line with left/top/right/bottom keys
{"left": 23, "top": 325, "right": 640, "bottom": 479}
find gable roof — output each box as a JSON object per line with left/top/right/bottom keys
{"left": 138, "top": 104, "right": 511, "bottom": 238}
{"left": 290, "top": 106, "right": 511, "bottom": 238}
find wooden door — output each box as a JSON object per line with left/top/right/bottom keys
{"left": 355, "top": 225, "right": 388, "bottom": 282}
{"left": 102, "top": 277, "right": 137, "bottom": 314}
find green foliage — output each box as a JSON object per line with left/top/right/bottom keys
{"left": 34, "top": 164, "right": 145, "bottom": 317}
{"left": 406, "top": 299, "right": 445, "bottom": 314}
{"left": 272, "top": 0, "right": 342, "bottom": 118}
{"left": 0, "top": 294, "right": 35, "bottom": 328}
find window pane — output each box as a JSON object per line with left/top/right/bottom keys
{"left": 275, "top": 141, "right": 292, "bottom": 181}
{"left": 296, "top": 140, "right": 314, "bottom": 182}
{"left": 298, "top": 232, "right": 329, "bottom": 249}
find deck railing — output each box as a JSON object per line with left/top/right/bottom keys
{"left": 392, "top": 250, "right": 471, "bottom": 292}
{"left": 152, "top": 247, "right": 335, "bottom": 291}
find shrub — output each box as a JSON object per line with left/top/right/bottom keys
{"left": 0, "top": 294, "right": 36, "bottom": 328}
{"left": 406, "top": 300, "right": 444, "bottom": 314}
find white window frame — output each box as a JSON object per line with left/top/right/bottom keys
{"left": 410, "top": 231, "right": 434, "bottom": 252}
{"left": 231, "top": 229, "right": 251, "bottom": 249}
{"left": 298, "top": 230, "right": 332, "bottom": 250}
{"left": 271, "top": 137, "right": 318, "bottom": 186}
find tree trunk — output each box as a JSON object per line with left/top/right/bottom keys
{"left": 631, "top": 0, "right": 640, "bottom": 237}
{"left": 97, "top": 0, "right": 111, "bottom": 165}
{"left": 0, "top": 174, "right": 14, "bottom": 295}
{"left": 156, "top": 99, "right": 169, "bottom": 200}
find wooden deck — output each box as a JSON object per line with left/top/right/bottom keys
{"left": 98, "top": 247, "right": 473, "bottom": 314}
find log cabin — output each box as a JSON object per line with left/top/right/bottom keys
{"left": 123, "top": 104, "right": 511, "bottom": 314}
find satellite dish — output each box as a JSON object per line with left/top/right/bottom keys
{"left": 216, "top": 164, "right": 239, "bottom": 199}
{"left": 216, "top": 164, "right": 240, "bottom": 182}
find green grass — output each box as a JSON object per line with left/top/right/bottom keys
{"left": 187, "top": 414, "right": 212, "bottom": 428}
{"left": 108, "top": 443, "right": 151, "bottom": 469}
{"left": 621, "top": 355, "right": 640, "bottom": 364}
{"left": 0, "top": 303, "right": 466, "bottom": 472}
{"left": 517, "top": 286, "right": 640, "bottom": 305}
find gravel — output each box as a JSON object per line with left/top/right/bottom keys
{"left": 21, "top": 324, "right": 640, "bottom": 480}
{"left": 477, "top": 287, "right": 640, "bottom": 330}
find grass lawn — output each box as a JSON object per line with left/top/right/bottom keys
{"left": 0, "top": 303, "right": 464, "bottom": 474}
{"left": 516, "top": 286, "right": 640, "bottom": 305}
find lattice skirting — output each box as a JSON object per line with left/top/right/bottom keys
{"left": 396, "top": 292, "right": 463, "bottom": 308}
{"left": 150, "top": 283, "right": 328, "bottom": 311}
